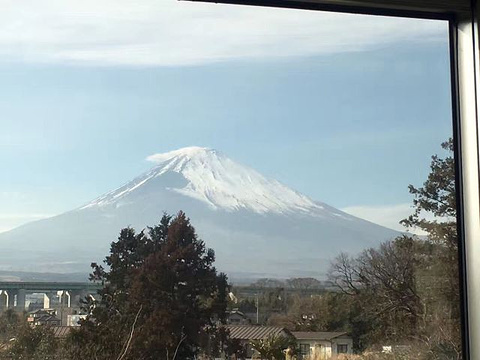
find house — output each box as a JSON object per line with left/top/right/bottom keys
{"left": 27, "top": 309, "right": 61, "bottom": 327}
{"left": 226, "top": 310, "right": 251, "bottom": 325}
{"left": 223, "top": 325, "right": 353, "bottom": 359}
{"left": 381, "top": 344, "right": 412, "bottom": 355}
{"left": 225, "top": 325, "right": 293, "bottom": 359}
{"left": 67, "top": 314, "right": 87, "bottom": 327}
{"left": 292, "top": 332, "right": 353, "bottom": 359}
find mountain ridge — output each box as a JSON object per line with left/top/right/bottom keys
{"left": 0, "top": 146, "right": 400, "bottom": 279}
{"left": 81, "top": 146, "right": 325, "bottom": 216}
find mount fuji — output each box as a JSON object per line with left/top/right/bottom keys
{"left": 0, "top": 147, "right": 399, "bottom": 280}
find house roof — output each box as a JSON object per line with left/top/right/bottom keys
{"left": 29, "top": 309, "right": 56, "bottom": 316}
{"left": 51, "top": 326, "right": 73, "bottom": 338}
{"left": 228, "top": 309, "right": 247, "bottom": 318}
{"left": 225, "top": 325, "right": 292, "bottom": 340}
{"left": 35, "top": 314, "right": 60, "bottom": 322}
{"left": 292, "top": 331, "right": 349, "bottom": 341}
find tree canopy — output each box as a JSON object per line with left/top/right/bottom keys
{"left": 66, "top": 211, "right": 229, "bottom": 360}
{"left": 328, "top": 139, "right": 461, "bottom": 358}
{"left": 401, "top": 138, "right": 457, "bottom": 247}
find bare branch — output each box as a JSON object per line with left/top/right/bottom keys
{"left": 172, "top": 329, "right": 187, "bottom": 360}
{"left": 117, "top": 305, "right": 143, "bottom": 360}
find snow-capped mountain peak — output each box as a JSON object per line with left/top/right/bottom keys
{"left": 145, "top": 146, "right": 215, "bottom": 164}
{"left": 82, "top": 146, "right": 323, "bottom": 215}
{"left": 0, "top": 146, "right": 400, "bottom": 276}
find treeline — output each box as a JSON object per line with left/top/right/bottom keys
{"left": 250, "top": 277, "right": 329, "bottom": 290}
{"left": 332, "top": 139, "right": 460, "bottom": 357}
{"left": 256, "top": 234, "right": 460, "bottom": 358}
{"left": 0, "top": 310, "right": 59, "bottom": 359}
{"left": 229, "top": 140, "right": 461, "bottom": 358}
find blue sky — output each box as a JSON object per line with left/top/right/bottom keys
{"left": 0, "top": 1, "right": 452, "bottom": 233}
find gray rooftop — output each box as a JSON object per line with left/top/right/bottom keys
{"left": 225, "top": 325, "right": 292, "bottom": 340}
{"left": 292, "top": 331, "right": 349, "bottom": 340}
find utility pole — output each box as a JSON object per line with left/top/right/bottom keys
{"left": 256, "top": 293, "right": 259, "bottom": 324}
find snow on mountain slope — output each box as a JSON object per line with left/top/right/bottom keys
{"left": 0, "top": 147, "right": 400, "bottom": 279}
{"left": 82, "top": 147, "right": 324, "bottom": 215}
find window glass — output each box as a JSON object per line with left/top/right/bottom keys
{"left": 0, "top": 2, "right": 459, "bottom": 360}
{"left": 300, "top": 344, "right": 311, "bottom": 355}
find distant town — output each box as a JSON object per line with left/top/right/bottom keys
{"left": 0, "top": 278, "right": 352, "bottom": 359}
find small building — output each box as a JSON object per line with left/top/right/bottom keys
{"left": 292, "top": 331, "right": 353, "bottom": 359}
{"left": 226, "top": 310, "right": 251, "bottom": 325}
{"left": 225, "top": 325, "right": 293, "bottom": 359}
{"left": 67, "top": 314, "right": 87, "bottom": 327}
{"left": 382, "top": 344, "right": 412, "bottom": 355}
{"left": 27, "top": 309, "right": 61, "bottom": 327}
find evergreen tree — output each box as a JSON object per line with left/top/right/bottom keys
{"left": 0, "top": 309, "right": 19, "bottom": 343}
{"left": 401, "top": 138, "right": 457, "bottom": 245}
{"left": 2, "top": 323, "right": 59, "bottom": 360}
{"left": 66, "top": 211, "right": 229, "bottom": 360}
{"left": 401, "top": 138, "right": 461, "bottom": 358}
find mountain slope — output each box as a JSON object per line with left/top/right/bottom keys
{"left": 0, "top": 147, "right": 399, "bottom": 279}
{"left": 82, "top": 147, "right": 324, "bottom": 215}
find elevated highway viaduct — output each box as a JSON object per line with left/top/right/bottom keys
{"left": 0, "top": 282, "right": 102, "bottom": 312}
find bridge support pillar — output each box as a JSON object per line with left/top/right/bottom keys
{"left": 58, "top": 290, "right": 71, "bottom": 308}
{"left": 15, "top": 289, "right": 26, "bottom": 312}
{"left": 0, "top": 291, "right": 8, "bottom": 311}
{"left": 68, "top": 290, "right": 85, "bottom": 309}
{"left": 43, "top": 292, "right": 56, "bottom": 309}
{"left": 7, "top": 290, "right": 16, "bottom": 310}
{"left": 0, "top": 282, "right": 101, "bottom": 313}
{"left": 58, "top": 291, "right": 73, "bottom": 326}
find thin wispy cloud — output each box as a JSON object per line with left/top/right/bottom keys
{"left": 0, "top": 0, "right": 447, "bottom": 67}
{"left": 0, "top": 213, "right": 54, "bottom": 234}
{"left": 0, "top": 213, "right": 53, "bottom": 220}
{"left": 342, "top": 203, "right": 425, "bottom": 235}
